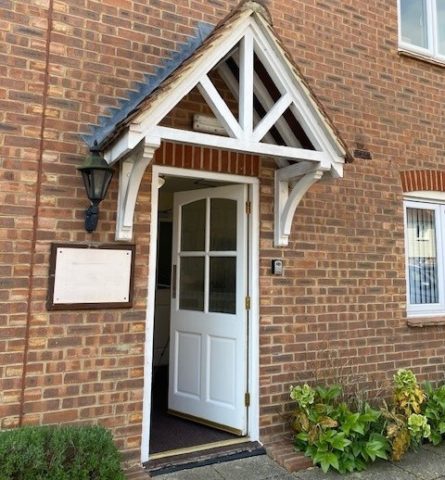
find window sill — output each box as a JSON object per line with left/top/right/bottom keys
{"left": 407, "top": 315, "right": 445, "bottom": 327}
{"left": 398, "top": 48, "right": 445, "bottom": 68}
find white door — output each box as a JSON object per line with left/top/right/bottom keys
{"left": 168, "top": 184, "right": 248, "bottom": 435}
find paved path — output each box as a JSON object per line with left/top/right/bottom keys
{"left": 156, "top": 444, "right": 445, "bottom": 479}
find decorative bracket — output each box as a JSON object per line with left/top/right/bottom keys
{"left": 115, "top": 137, "right": 161, "bottom": 241}
{"left": 274, "top": 161, "right": 327, "bottom": 246}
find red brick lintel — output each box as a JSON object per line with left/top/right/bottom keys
{"left": 400, "top": 170, "right": 445, "bottom": 193}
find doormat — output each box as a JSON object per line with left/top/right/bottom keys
{"left": 145, "top": 441, "right": 265, "bottom": 476}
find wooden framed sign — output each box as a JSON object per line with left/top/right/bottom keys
{"left": 47, "top": 243, "right": 135, "bottom": 310}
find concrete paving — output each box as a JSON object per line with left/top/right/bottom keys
{"left": 156, "top": 443, "right": 445, "bottom": 479}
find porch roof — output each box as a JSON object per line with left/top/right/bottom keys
{"left": 96, "top": 0, "right": 351, "bottom": 246}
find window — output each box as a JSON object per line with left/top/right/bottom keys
{"left": 398, "top": 0, "right": 445, "bottom": 61}
{"left": 404, "top": 199, "right": 445, "bottom": 316}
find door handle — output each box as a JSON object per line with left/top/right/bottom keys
{"left": 172, "top": 264, "right": 177, "bottom": 299}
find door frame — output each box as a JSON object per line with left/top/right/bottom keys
{"left": 140, "top": 165, "right": 260, "bottom": 464}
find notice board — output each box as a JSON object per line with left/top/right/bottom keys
{"left": 47, "top": 243, "right": 135, "bottom": 310}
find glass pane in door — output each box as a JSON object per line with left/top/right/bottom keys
{"left": 179, "top": 257, "right": 205, "bottom": 311}
{"left": 210, "top": 199, "right": 237, "bottom": 251}
{"left": 181, "top": 200, "right": 206, "bottom": 251}
{"left": 209, "top": 257, "right": 236, "bottom": 314}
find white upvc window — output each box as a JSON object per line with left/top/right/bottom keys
{"left": 398, "top": 0, "right": 445, "bottom": 62}
{"left": 404, "top": 199, "right": 445, "bottom": 316}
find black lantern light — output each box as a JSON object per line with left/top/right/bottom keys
{"left": 77, "top": 142, "right": 114, "bottom": 233}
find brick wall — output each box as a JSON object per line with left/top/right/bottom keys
{"left": 1, "top": 0, "right": 445, "bottom": 464}
{"left": 0, "top": 0, "right": 51, "bottom": 432}
{"left": 153, "top": 141, "right": 259, "bottom": 176}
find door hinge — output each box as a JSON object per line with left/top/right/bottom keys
{"left": 245, "top": 392, "right": 250, "bottom": 407}
{"left": 245, "top": 201, "right": 251, "bottom": 215}
{"left": 245, "top": 296, "right": 251, "bottom": 310}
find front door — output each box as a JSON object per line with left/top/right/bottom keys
{"left": 168, "top": 184, "right": 248, "bottom": 435}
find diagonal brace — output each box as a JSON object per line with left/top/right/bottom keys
{"left": 274, "top": 162, "right": 327, "bottom": 246}
{"left": 116, "top": 137, "right": 161, "bottom": 241}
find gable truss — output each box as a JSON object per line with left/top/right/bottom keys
{"left": 103, "top": 3, "right": 347, "bottom": 246}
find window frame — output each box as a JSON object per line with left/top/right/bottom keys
{"left": 404, "top": 197, "right": 445, "bottom": 317}
{"left": 398, "top": 0, "right": 445, "bottom": 63}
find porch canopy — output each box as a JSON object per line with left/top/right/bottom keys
{"left": 93, "top": 1, "right": 348, "bottom": 246}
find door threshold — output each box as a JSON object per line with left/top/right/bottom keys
{"left": 149, "top": 437, "right": 248, "bottom": 460}
{"left": 145, "top": 440, "right": 265, "bottom": 476}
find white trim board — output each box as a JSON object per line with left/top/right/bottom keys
{"left": 140, "top": 166, "right": 260, "bottom": 464}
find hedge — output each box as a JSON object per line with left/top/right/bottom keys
{"left": 0, "top": 425, "right": 125, "bottom": 480}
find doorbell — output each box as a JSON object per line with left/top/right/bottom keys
{"left": 271, "top": 259, "right": 283, "bottom": 275}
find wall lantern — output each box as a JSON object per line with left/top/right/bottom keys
{"left": 77, "top": 143, "right": 114, "bottom": 233}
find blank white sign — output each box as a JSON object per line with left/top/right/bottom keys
{"left": 53, "top": 247, "right": 132, "bottom": 304}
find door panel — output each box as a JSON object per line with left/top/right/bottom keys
{"left": 169, "top": 184, "right": 247, "bottom": 434}
{"left": 208, "top": 335, "right": 236, "bottom": 406}
{"left": 175, "top": 331, "right": 201, "bottom": 398}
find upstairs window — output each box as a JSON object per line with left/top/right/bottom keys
{"left": 398, "top": 0, "right": 445, "bottom": 61}
{"left": 404, "top": 199, "right": 445, "bottom": 316}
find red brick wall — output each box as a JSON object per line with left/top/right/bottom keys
{"left": 0, "top": 0, "right": 241, "bottom": 462}
{"left": 153, "top": 141, "right": 259, "bottom": 177}
{"left": 1, "top": 0, "right": 445, "bottom": 463}
{"left": 0, "top": 0, "right": 51, "bottom": 432}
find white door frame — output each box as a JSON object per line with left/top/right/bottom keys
{"left": 140, "top": 165, "right": 260, "bottom": 464}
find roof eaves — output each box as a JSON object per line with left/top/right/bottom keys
{"left": 97, "top": 8, "right": 258, "bottom": 151}
{"left": 254, "top": 14, "right": 353, "bottom": 163}
{"left": 82, "top": 21, "right": 214, "bottom": 149}
{"left": 87, "top": 1, "right": 272, "bottom": 151}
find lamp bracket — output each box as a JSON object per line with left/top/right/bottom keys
{"left": 116, "top": 137, "right": 161, "bottom": 241}
{"left": 274, "top": 161, "right": 327, "bottom": 246}
{"left": 85, "top": 203, "right": 99, "bottom": 233}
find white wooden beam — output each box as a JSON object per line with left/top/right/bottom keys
{"left": 251, "top": 20, "right": 346, "bottom": 159}
{"left": 115, "top": 137, "right": 161, "bottom": 241}
{"left": 277, "top": 160, "right": 321, "bottom": 181}
{"left": 330, "top": 161, "right": 344, "bottom": 179}
{"left": 103, "top": 124, "right": 143, "bottom": 165}
{"left": 135, "top": 13, "right": 252, "bottom": 134}
{"left": 149, "top": 125, "right": 328, "bottom": 162}
{"left": 231, "top": 54, "right": 302, "bottom": 148}
{"left": 252, "top": 93, "right": 292, "bottom": 142}
{"left": 274, "top": 164, "right": 325, "bottom": 246}
{"left": 217, "top": 61, "right": 288, "bottom": 168}
{"left": 250, "top": 71, "right": 300, "bottom": 147}
{"left": 198, "top": 75, "right": 243, "bottom": 139}
{"left": 217, "top": 62, "right": 274, "bottom": 145}
{"left": 239, "top": 30, "right": 254, "bottom": 137}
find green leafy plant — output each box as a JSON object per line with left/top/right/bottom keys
{"left": 290, "top": 370, "right": 445, "bottom": 472}
{"left": 290, "top": 384, "right": 389, "bottom": 473}
{"left": 0, "top": 425, "right": 124, "bottom": 480}
{"left": 393, "top": 369, "right": 425, "bottom": 416}
{"left": 382, "top": 369, "right": 427, "bottom": 461}
{"left": 423, "top": 382, "right": 445, "bottom": 445}
{"left": 407, "top": 413, "right": 431, "bottom": 445}
{"left": 381, "top": 402, "right": 410, "bottom": 461}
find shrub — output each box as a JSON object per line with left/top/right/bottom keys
{"left": 382, "top": 369, "right": 427, "bottom": 461}
{"left": 393, "top": 369, "right": 425, "bottom": 416}
{"left": 290, "top": 368, "right": 445, "bottom": 472}
{"left": 0, "top": 425, "right": 124, "bottom": 480}
{"left": 290, "top": 384, "right": 389, "bottom": 473}
{"left": 423, "top": 382, "right": 445, "bottom": 445}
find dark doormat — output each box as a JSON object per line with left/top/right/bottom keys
{"left": 149, "top": 366, "right": 237, "bottom": 454}
{"left": 145, "top": 441, "right": 266, "bottom": 476}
